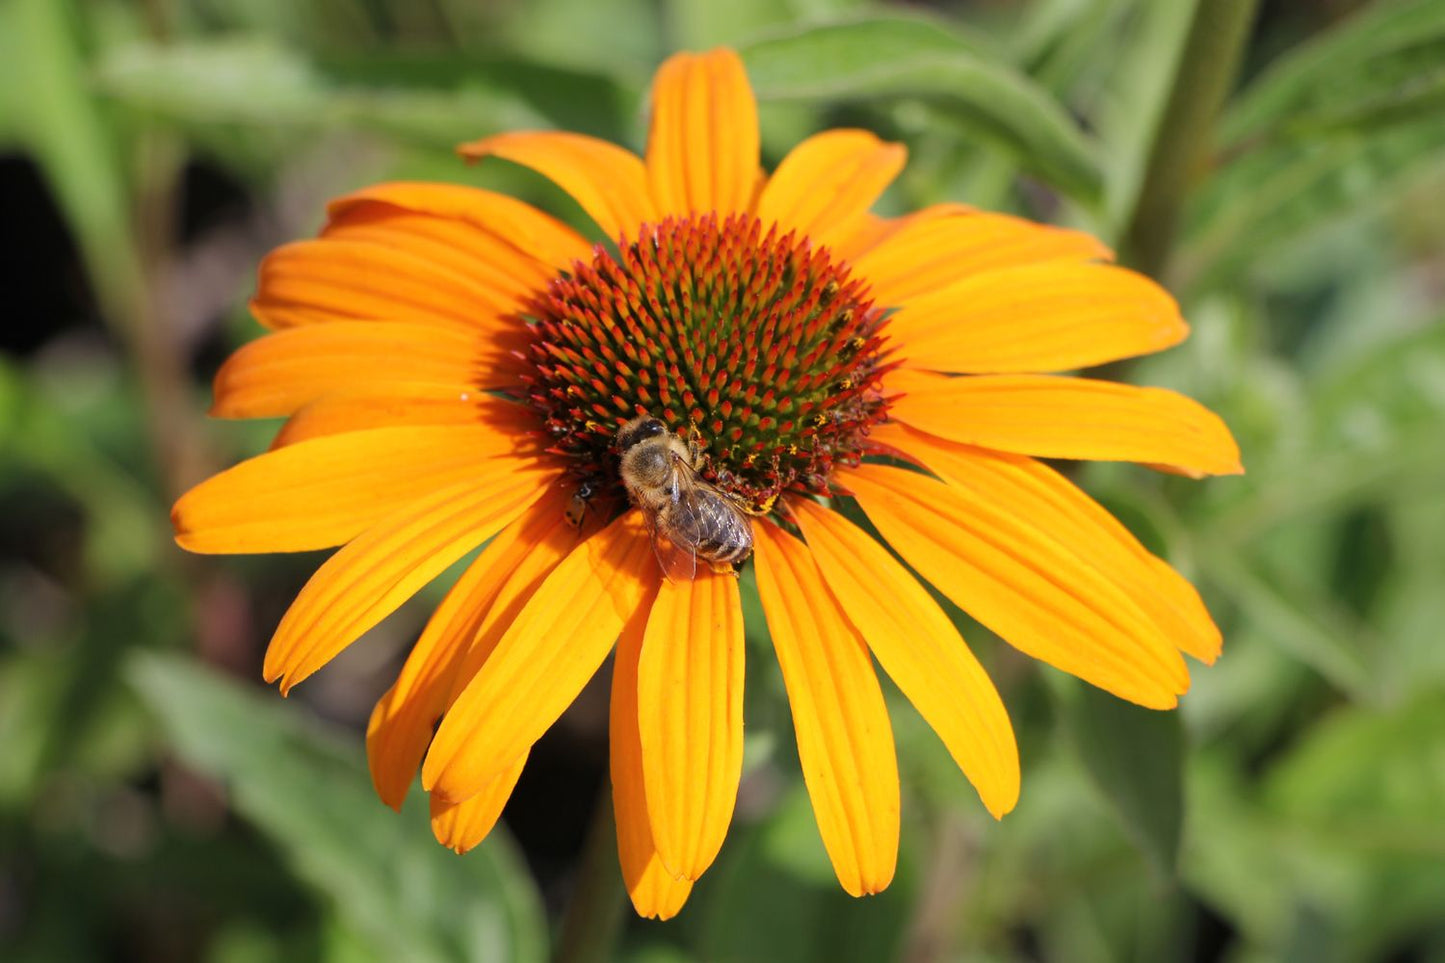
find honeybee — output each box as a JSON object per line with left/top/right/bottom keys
{"left": 616, "top": 415, "right": 754, "bottom": 580}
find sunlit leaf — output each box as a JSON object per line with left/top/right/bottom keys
{"left": 94, "top": 40, "right": 631, "bottom": 147}
{"left": 739, "top": 16, "right": 1105, "bottom": 204}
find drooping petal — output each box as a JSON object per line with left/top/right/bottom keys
{"left": 873, "top": 422, "right": 1221, "bottom": 664}
{"left": 458, "top": 131, "right": 657, "bottom": 241}
{"left": 171, "top": 426, "right": 536, "bottom": 554}
{"left": 789, "top": 499, "right": 1019, "bottom": 818}
{"left": 646, "top": 49, "right": 760, "bottom": 217}
{"left": 843, "top": 463, "right": 1192, "bottom": 708}
{"left": 753, "top": 521, "right": 899, "bottom": 896}
{"left": 366, "top": 490, "right": 570, "bottom": 809}
{"left": 428, "top": 757, "right": 527, "bottom": 853}
{"left": 422, "top": 514, "right": 655, "bottom": 804}
{"left": 887, "top": 370, "right": 1244, "bottom": 477}
{"left": 250, "top": 238, "right": 525, "bottom": 331}
{"left": 610, "top": 596, "right": 692, "bottom": 919}
{"left": 636, "top": 570, "right": 745, "bottom": 881}
{"left": 888, "top": 263, "right": 1189, "bottom": 374}
{"left": 262, "top": 467, "right": 553, "bottom": 693}
{"left": 210, "top": 321, "right": 514, "bottom": 419}
{"left": 272, "top": 386, "right": 534, "bottom": 449}
{"left": 756, "top": 130, "right": 906, "bottom": 253}
{"left": 326, "top": 181, "right": 591, "bottom": 275}
{"left": 851, "top": 209, "right": 1111, "bottom": 305}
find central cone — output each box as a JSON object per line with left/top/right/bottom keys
{"left": 519, "top": 213, "right": 893, "bottom": 514}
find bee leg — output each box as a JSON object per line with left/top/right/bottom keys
{"left": 707, "top": 560, "right": 741, "bottom": 577}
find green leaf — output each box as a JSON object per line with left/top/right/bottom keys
{"left": 1179, "top": 0, "right": 1445, "bottom": 290}
{"left": 128, "top": 653, "right": 547, "bottom": 963}
{"left": 1056, "top": 678, "right": 1184, "bottom": 877}
{"left": 2, "top": 0, "right": 147, "bottom": 328}
{"left": 1202, "top": 550, "right": 1378, "bottom": 702}
{"left": 94, "top": 39, "right": 632, "bottom": 149}
{"left": 1267, "top": 693, "right": 1445, "bottom": 842}
{"left": 1179, "top": 117, "right": 1445, "bottom": 293}
{"left": 694, "top": 782, "right": 916, "bottom": 963}
{"left": 739, "top": 15, "right": 1105, "bottom": 204}
{"left": 1221, "top": 0, "right": 1445, "bottom": 148}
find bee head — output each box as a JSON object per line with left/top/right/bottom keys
{"left": 617, "top": 416, "right": 667, "bottom": 451}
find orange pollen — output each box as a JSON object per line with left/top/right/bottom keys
{"left": 516, "top": 213, "right": 895, "bottom": 513}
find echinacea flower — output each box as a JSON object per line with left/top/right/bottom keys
{"left": 172, "top": 48, "right": 1241, "bottom": 919}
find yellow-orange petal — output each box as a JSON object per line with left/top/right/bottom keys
{"left": 610, "top": 595, "right": 692, "bottom": 919}
{"left": 428, "top": 757, "right": 527, "bottom": 854}
{"left": 438, "top": 499, "right": 591, "bottom": 709}
{"left": 250, "top": 238, "right": 523, "bottom": 331}
{"left": 789, "top": 499, "right": 1019, "bottom": 818}
{"left": 753, "top": 522, "right": 899, "bottom": 897}
{"left": 458, "top": 131, "right": 657, "bottom": 242}
{"left": 262, "top": 467, "right": 552, "bottom": 693}
{"left": 887, "top": 370, "right": 1244, "bottom": 477}
{"left": 646, "top": 49, "right": 760, "bottom": 218}
{"left": 756, "top": 130, "right": 906, "bottom": 254}
{"left": 210, "top": 322, "right": 504, "bottom": 419}
{"left": 829, "top": 202, "right": 972, "bottom": 264}
{"left": 366, "top": 490, "right": 569, "bottom": 809}
{"left": 422, "top": 513, "right": 655, "bottom": 804}
{"left": 852, "top": 210, "right": 1111, "bottom": 305}
{"left": 843, "top": 464, "right": 1191, "bottom": 707}
{"left": 888, "top": 263, "right": 1189, "bottom": 374}
{"left": 873, "top": 422, "right": 1221, "bottom": 664}
{"left": 636, "top": 570, "right": 744, "bottom": 881}
{"left": 171, "top": 426, "right": 533, "bottom": 554}
{"left": 272, "top": 386, "right": 534, "bottom": 449}
{"left": 326, "top": 181, "right": 591, "bottom": 275}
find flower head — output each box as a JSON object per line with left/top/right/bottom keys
{"left": 173, "top": 48, "right": 1241, "bottom": 918}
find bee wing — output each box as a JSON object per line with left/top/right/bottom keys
{"left": 647, "top": 453, "right": 716, "bottom": 582}
{"left": 646, "top": 513, "right": 698, "bottom": 582}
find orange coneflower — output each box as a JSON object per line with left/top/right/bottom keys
{"left": 172, "top": 48, "right": 1240, "bottom": 918}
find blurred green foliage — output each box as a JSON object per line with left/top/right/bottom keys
{"left": 2, "top": 0, "right": 1444, "bottom": 961}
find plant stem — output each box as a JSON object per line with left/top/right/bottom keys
{"left": 1121, "top": 0, "right": 1261, "bottom": 279}
{"left": 553, "top": 788, "right": 626, "bottom": 963}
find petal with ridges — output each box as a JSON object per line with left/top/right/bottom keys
{"left": 423, "top": 514, "right": 655, "bottom": 804}
{"left": 887, "top": 371, "right": 1244, "bottom": 477}
{"left": 438, "top": 497, "right": 594, "bottom": 708}
{"left": 172, "top": 426, "right": 536, "bottom": 554}
{"left": 872, "top": 423, "right": 1221, "bottom": 664}
{"left": 852, "top": 210, "right": 1111, "bottom": 305}
{"left": 843, "top": 464, "right": 1191, "bottom": 708}
{"left": 753, "top": 521, "right": 899, "bottom": 896}
{"left": 611, "top": 594, "right": 692, "bottom": 919}
{"left": 366, "top": 491, "right": 569, "bottom": 809}
{"left": 458, "top": 132, "right": 657, "bottom": 241}
{"left": 646, "top": 49, "right": 760, "bottom": 217}
{"left": 789, "top": 499, "right": 1019, "bottom": 817}
{"left": 326, "top": 181, "right": 591, "bottom": 273}
{"left": 829, "top": 202, "right": 971, "bottom": 264}
{"left": 428, "top": 757, "right": 527, "bottom": 854}
{"left": 262, "top": 468, "right": 552, "bottom": 692}
{"left": 888, "top": 263, "right": 1189, "bottom": 374}
{"left": 273, "top": 386, "right": 534, "bottom": 449}
{"left": 250, "top": 238, "right": 525, "bottom": 331}
{"left": 211, "top": 322, "right": 509, "bottom": 419}
{"left": 637, "top": 570, "right": 744, "bottom": 881}
{"left": 756, "top": 130, "right": 906, "bottom": 253}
